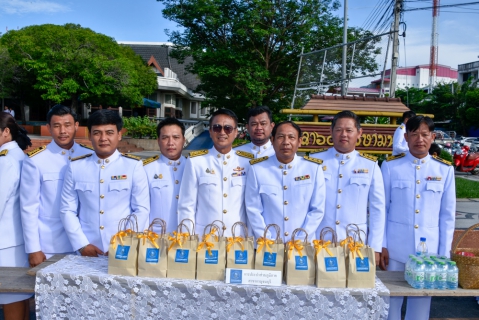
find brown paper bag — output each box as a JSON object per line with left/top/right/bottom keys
{"left": 137, "top": 218, "right": 168, "bottom": 278}
{"left": 226, "top": 222, "right": 255, "bottom": 269}
{"left": 167, "top": 219, "right": 198, "bottom": 279}
{"left": 346, "top": 225, "right": 376, "bottom": 288}
{"left": 196, "top": 223, "right": 226, "bottom": 280}
{"left": 255, "top": 224, "right": 284, "bottom": 274}
{"left": 284, "top": 228, "right": 315, "bottom": 285}
{"left": 314, "top": 227, "right": 347, "bottom": 288}
{"left": 108, "top": 215, "right": 140, "bottom": 276}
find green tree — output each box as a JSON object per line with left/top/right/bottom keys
{"left": 0, "top": 45, "right": 16, "bottom": 108}
{"left": 1, "top": 24, "right": 157, "bottom": 114}
{"left": 395, "top": 87, "right": 427, "bottom": 112}
{"left": 157, "top": 0, "right": 381, "bottom": 121}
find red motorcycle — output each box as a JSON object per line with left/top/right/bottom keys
{"left": 454, "top": 145, "right": 479, "bottom": 174}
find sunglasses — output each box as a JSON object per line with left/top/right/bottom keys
{"left": 212, "top": 124, "right": 236, "bottom": 134}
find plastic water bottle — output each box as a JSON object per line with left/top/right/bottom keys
{"left": 424, "top": 260, "right": 436, "bottom": 289}
{"left": 416, "top": 237, "right": 428, "bottom": 257}
{"left": 447, "top": 261, "right": 459, "bottom": 290}
{"left": 412, "top": 260, "right": 425, "bottom": 289}
{"left": 405, "top": 254, "right": 415, "bottom": 283}
{"left": 436, "top": 261, "right": 447, "bottom": 290}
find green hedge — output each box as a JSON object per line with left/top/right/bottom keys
{"left": 123, "top": 116, "right": 158, "bottom": 139}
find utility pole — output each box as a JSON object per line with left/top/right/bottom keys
{"left": 341, "top": 0, "right": 348, "bottom": 96}
{"left": 389, "top": 0, "right": 402, "bottom": 98}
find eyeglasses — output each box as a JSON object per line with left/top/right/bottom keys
{"left": 212, "top": 124, "right": 236, "bottom": 134}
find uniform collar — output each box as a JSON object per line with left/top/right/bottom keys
{"left": 160, "top": 154, "right": 184, "bottom": 166}
{"left": 92, "top": 149, "right": 120, "bottom": 165}
{"left": 251, "top": 140, "right": 272, "bottom": 152}
{"left": 405, "top": 152, "right": 430, "bottom": 165}
{"left": 273, "top": 154, "right": 298, "bottom": 169}
{"left": 48, "top": 140, "right": 79, "bottom": 156}
{"left": 210, "top": 147, "right": 234, "bottom": 160}
{"left": 331, "top": 147, "right": 357, "bottom": 161}
{"left": 0, "top": 140, "right": 19, "bottom": 152}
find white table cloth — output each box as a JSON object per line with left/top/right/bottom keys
{"left": 35, "top": 255, "right": 389, "bottom": 319}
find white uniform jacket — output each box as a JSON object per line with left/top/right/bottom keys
{"left": 245, "top": 155, "right": 326, "bottom": 242}
{"left": 234, "top": 140, "right": 275, "bottom": 159}
{"left": 20, "top": 141, "right": 92, "bottom": 254}
{"left": 0, "top": 141, "right": 25, "bottom": 249}
{"left": 177, "top": 147, "right": 252, "bottom": 237}
{"left": 144, "top": 154, "right": 186, "bottom": 233}
{"left": 310, "top": 148, "right": 386, "bottom": 252}
{"left": 392, "top": 123, "right": 408, "bottom": 155}
{"left": 381, "top": 152, "right": 456, "bottom": 263}
{"left": 60, "top": 150, "right": 150, "bottom": 253}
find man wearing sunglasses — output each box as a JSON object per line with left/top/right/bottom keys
{"left": 178, "top": 109, "right": 253, "bottom": 237}
{"left": 234, "top": 106, "right": 275, "bottom": 159}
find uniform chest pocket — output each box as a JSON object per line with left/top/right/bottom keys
{"left": 151, "top": 180, "right": 169, "bottom": 189}
{"left": 392, "top": 180, "right": 412, "bottom": 189}
{"left": 109, "top": 181, "right": 129, "bottom": 192}
{"left": 74, "top": 182, "right": 94, "bottom": 193}
{"left": 43, "top": 172, "right": 63, "bottom": 182}
{"left": 259, "top": 185, "right": 279, "bottom": 196}
{"left": 294, "top": 179, "right": 312, "bottom": 187}
{"left": 350, "top": 176, "right": 370, "bottom": 186}
{"left": 199, "top": 176, "right": 217, "bottom": 186}
{"left": 231, "top": 176, "right": 246, "bottom": 187}
{"left": 323, "top": 173, "right": 331, "bottom": 181}
{"left": 426, "top": 182, "right": 443, "bottom": 193}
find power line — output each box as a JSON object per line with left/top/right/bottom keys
{"left": 403, "top": 1, "right": 479, "bottom": 11}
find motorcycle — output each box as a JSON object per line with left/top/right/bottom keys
{"left": 454, "top": 145, "right": 479, "bottom": 175}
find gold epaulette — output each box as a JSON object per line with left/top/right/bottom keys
{"left": 309, "top": 148, "right": 327, "bottom": 155}
{"left": 386, "top": 153, "right": 406, "bottom": 162}
{"left": 189, "top": 149, "right": 208, "bottom": 158}
{"left": 79, "top": 143, "right": 94, "bottom": 151}
{"left": 0, "top": 149, "right": 8, "bottom": 156}
{"left": 143, "top": 155, "right": 159, "bottom": 166}
{"left": 359, "top": 153, "right": 378, "bottom": 162}
{"left": 400, "top": 125, "right": 404, "bottom": 129}
{"left": 250, "top": 156, "right": 268, "bottom": 165}
{"left": 432, "top": 155, "right": 452, "bottom": 166}
{"left": 233, "top": 140, "right": 249, "bottom": 148}
{"left": 122, "top": 153, "right": 141, "bottom": 161}
{"left": 27, "top": 146, "right": 46, "bottom": 158}
{"left": 71, "top": 153, "right": 92, "bottom": 161}
{"left": 303, "top": 156, "right": 323, "bottom": 165}
{"left": 236, "top": 150, "right": 254, "bottom": 159}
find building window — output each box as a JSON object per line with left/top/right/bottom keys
{"left": 200, "top": 104, "right": 206, "bottom": 116}
{"left": 176, "top": 98, "right": 183, "bottom": 110}
{"left": 190, "top": 101, "right": 197, "bottom": 115}
{"left": 165, "top": 94, "right": 176, "bottom": 106}
{"left": 165, "top": 107, "right": 174, "bottom": 118}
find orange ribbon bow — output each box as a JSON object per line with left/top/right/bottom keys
{"left": 312, "top": 240, "right": 333, "bottom": 257}
{"left": 286, "top": 239, "right": 304, "bottom": 259}
{"left": 257, "top": 237, "right": 275, "bottom": 253}
{"left": 226, "top": 237, "right": 245, "bottom": 252}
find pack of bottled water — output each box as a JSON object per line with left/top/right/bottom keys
{"left": 404, "top": 237, "right": 458, "bottom": 290}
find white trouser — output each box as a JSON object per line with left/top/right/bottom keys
{"left": 387, "top": 259, "right": 431, "bottom": 320}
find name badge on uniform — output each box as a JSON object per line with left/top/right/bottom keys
{"left": 263, "top": 252, "right": 277, "bottom": 267}
{"left": 356, "top": 257, "right": 369, "bottom": 272}
{"left": 295, "top": 256, "right": 308, "bottom": 270}
{"left": 426, "top": 176, "right": 442, "bottom": 181}
{"left": 235, "top": 250, "right": 248, "bottom": 264}
{"left": 146, "top": 248, "right": 160, "bottom": 263}
{"left": 115, "top": 245, "right": 130, "bottom": 260}
{"left": 353, "top": 169, "right": 368, "bottom": 174}
{"left": 325, "top": 257, "right": 339, "bottom": 272}
{"left": 175, "top": 249, "right": 189, "bottom": 263}
{"left": 112, "top": 175, "right": 127, "bottom": 180}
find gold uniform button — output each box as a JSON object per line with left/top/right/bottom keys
{"left": 336, "top": 220, "right": 340, "bottom": 225}
{"left": 284, "top": 216, "right": 289, "bottom": 221}
{"left": 283, "top": 185, "right": 288, "bottom": 190}
{"left": 100, "top": 195, "right": 105, "bottom": 199}
{"left": 173, "top": 167, "right": 178, "bottom": 171}
{"left": 288, "top": 165, "right": 292, "bottom": 169}
{"left": 284, "top": 232, "right": 289, "bottom": 237}
{"left": 175, "top": 180, "right": 179, "bottom": 184}
{"left": 223, "top": 177, "right": 227, "bottom": 181}
{"left": 415, "top": 210, "right": 420, "bottom": 214}
{"left": 346, "top": 155, "right": 350, "bottom": 159}
{"left": 416, "top": 194, "right": 421, "bottom": 199}
{"left": 283, "top": 171, "right": 287, "bottom": 175}
{"left": 105, "top": 159, "right": 110, "bottom": 163}
{"left": 227, "top": 155, "right": 230, "bottom": 159}
{"left": 279, "top": 165, "right": 284, "bottom": 169}
{"left": 340, "top": 161, "right": 344, "bottom": 165}
{"left": 100, "top": 210, "right": 104, "bottom": 214}
{"left": 337, "top": 204, "right": 341, "bottom": 209}
{"left": 284, "top": 201, "right": 288, "bottom": 205}
{"left": 339, "top": 174, "right": 343, "bottom": 178}
{"left": 338, "top": 189, "right": 342, "bottom": 193}
{"left": 97, "top": 160, "right": 101, "bottom": 164}
{"left": 100, "top": 179, "right": 104, "bottom": 183}
{"left": 417, "top": 180, "right": 420, "bottom": 184}
{"left": 217, "top": 154, "right": 221, "bottom": 158}
{"left": 223, "top": 161, "right": 227, "bottom": 165}
{"left": 223, "top": 193, "right": 228, "bottom": 198}
{"left": 416, "top": 166, "right": 420, "bottom": 170}
{"left": 101, "top": 165, "right": 105, "bottom": 169}
{"left": 176, "top": 195, "right": 179, "bottom": 199}
{"left": 68, "top": 157, "right": 71, "bottom": 160}
{"left": 414, "top": 225, "right": 419, "bottom": 229}
{"left": 61, "top": 151, "right": 66, "bottom": 155}
{"left": 223, "top": 209, "right": 227, "bottom": 214}
{"left": 100, "top": 226, "right": 104, "bottom": 230}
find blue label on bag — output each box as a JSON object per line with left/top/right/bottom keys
{"left": 263, "top": 252, "right": 277, "bottom": 267}
{"left": 295, "top": 256, "right": 308, "bottom": 270}
{"left": 230, "top": 269, "right": 243, "bottom": 283}
{"left": 175, "top": 249, "right": 189, "bottom": 263}
{"left": 356, "top": 257, "right": 369, "bottom": 272}
{"left": 115, "top": 245, "right": 130, "bottom": 260}
{"left": 235, "top": 250, "right": 247, "bottom": 264}
{"left": 146, "top": 248, "right": 160, "bottom": 263}
{"left": 324, "top": 257, "right": 338, "bottom": 272}
{"left": 205, "top": 250, "right": 219, "bottom": 264}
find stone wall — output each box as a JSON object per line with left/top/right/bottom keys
{"left": 124, "top": 138, "right": 159, "bottom": 151}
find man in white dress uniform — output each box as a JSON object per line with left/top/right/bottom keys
{"left": 178, "top": 109, "right": 253, "bottom": 237}
{"left": 143, "top": 118, "right": 187, "bottom": 233}
{"left": 392, "top": 111, "right": 416, "bottom": 156}
{"left": 380, "top": 115, "right": 456, "bottom": 320}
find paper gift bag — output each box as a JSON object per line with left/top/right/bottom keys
{"left": 167, "top": 219, "right": 198, "bottom": 280}
{"left": 284, "top": 228, "right": 315, "bottom": 285}
{"left": 255, "top": 224, "right": 284, "bottom": 273}
{"left": 108, "top": 215, "right": 140, "bottom": 276}
{"left": 314, "top": 227, "right": 347, "bottom": 288}
{"left": 346, "top": 226, "right": 376, "bottom": 288}
{"left": 137, "top": 218, "right": 168, "bottom": 278}
{"left": 196, "top": 223, "right": 226, "bottom": 280}
{"left": 226, "top": 222, "right": 255, "bottom": 269}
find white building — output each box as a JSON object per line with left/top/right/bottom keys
{"left": 458, "top": 60, "right": 479, "bottom": 85}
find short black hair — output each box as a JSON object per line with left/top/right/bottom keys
{"left": 209, "top": 108, "right": 238, "bottom": 127}
{"left": 406, "top": 115, "right": 434, "bottom": 133}
{"left": 429, "top": 143, "right": 442, "bottom": 156}
{"left": 157, "top": 117, "right": 185, "bottom": 137}
{"left": 331, "top": 111, "right": 361, "bottom": 130}
{"left": 87, "top": 110, "right": 123, "bottom": 131}
{"left": 47, "top": 104, "right": 78, "bottom": 124}
{"left": 402, "top": 111, "right": 416, "bottom": 123}
{"left": 271, "top": 121, "right": 302, "bottom": 138}
{"left": 246, "top": 106, "right": 273, "bottom": 124}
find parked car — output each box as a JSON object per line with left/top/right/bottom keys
{"left": 434, "top": 130, "right": 455, "bottom": 145}
{"left": 460, "top": 137, "right": 479, "bottom": 148}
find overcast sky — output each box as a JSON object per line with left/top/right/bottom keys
{"left": 1, "top": 0, "right": 478, "bottom": 83}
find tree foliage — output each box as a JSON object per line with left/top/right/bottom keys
{"left": 0, "top": 24, "right": 157, "bottom": 112}
{"left": 157, "top": 0, "right": 381, "bottom": 121}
